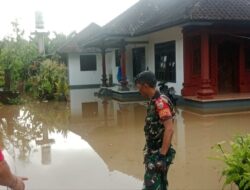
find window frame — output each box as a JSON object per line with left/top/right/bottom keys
{"left": 154, "top": 41, "right": 176, "bottom": 82}
{"left": 80, "top": 54, "right": 97, "bottom": 71}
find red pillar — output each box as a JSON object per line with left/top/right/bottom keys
{"left": 120, "top": 45, "right": 128, "bottom": 88}
{"left": 197, "top": 32, "right": 214, "bottom": 99}
{"left": 101, "top": 48, "right": 107, "bottom": 87}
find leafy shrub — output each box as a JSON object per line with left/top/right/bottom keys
{"left": 212, "top": 135, "right": 250, "bottom": 190}
{"left": 25, "top": 59, "right": 68, "bottom": 100}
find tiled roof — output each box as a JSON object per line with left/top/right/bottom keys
{"left": 61, "top": 0, "right": 250, "bottom": 50}
{"left": 191, "top": 0, "right": 250, "bottom": 21}
{"left": 102, "top": 0, "right": 250, "bottom": 36}
{"left": 58, "top": 23, "right": 101, "bottom": 53}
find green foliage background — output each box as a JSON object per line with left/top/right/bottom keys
{"left": 0, "top": 20, "right": 69, "bottom": 102}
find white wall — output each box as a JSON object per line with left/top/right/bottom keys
{"left": 68, "top": 53, "right": 103, "bottom": 86}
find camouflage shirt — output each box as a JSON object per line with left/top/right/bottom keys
{"left": 144, "top": 91, "right": 174, "bottom": 152}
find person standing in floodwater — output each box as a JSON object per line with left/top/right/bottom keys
{"left": 135, "top": 71, "right": 176, "bottom": 190}
{"left": 0, "top": 149, "right": 27, "bottom": 190}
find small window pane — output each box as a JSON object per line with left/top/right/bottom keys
{"left": 80, "top": 55, "right": 97, "bottom": 71}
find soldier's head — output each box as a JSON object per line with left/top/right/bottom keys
{"left": 135, "top": 71, "right": 157, "bottom": 98}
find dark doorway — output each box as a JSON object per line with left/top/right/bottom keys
{"left": 218, "top": 41, "right": 239, "bottom": 93}
{"left": 133, "top": 47, "right": 145, "bottom": 77}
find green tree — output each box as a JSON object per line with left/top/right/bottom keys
{"left": 0, "top": 20, "right": 69, "bottom": 103}
{"left": 0, "top": 20, "right": 39, "bottom": 91}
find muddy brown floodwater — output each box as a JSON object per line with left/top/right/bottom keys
{"left": 0, "top": 89, "right": 249, "bottom": 190}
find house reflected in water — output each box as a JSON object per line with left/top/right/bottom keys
{"left": 69, "top": 88, "right": 146, "bottom": 129}
{"left": 69, "top": 88, "right": 146, "bottom": 178}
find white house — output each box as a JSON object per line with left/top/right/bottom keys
{"left": 59, "top": 0, "right": 250, "bottom": 101}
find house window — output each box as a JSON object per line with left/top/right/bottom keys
{"left": 192, "top": 36, "right": 201, "bottom": 75}
{"left": 246, "top": 46, "right": 250, "bottom": 71}
{"left": 155, "top": 41, "right": 176, "bottom": 82}
{"left": 115, "top": 49, "right": 121, "bottom": 67}
{"left": 80, "top": 55, "right": 97, "bottom": 71}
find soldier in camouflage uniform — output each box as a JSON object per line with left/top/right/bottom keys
{"left": 135, "top": 71, "right": 176, "bottom": 190}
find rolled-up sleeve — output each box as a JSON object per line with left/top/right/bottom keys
{"left": 155, "top": 97, "right": 172, "bottom": 121}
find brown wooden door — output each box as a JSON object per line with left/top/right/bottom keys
{"left": 218, "top": 41, "right": 239, "bottom": 93}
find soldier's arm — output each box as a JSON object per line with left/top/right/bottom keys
{"left": 160, "top": 119, "right": 174, "bottom": 155}
{"left": 155, "top": 98, "right": 174, "bottom": 155}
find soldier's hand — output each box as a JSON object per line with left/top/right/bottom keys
{"left": 155, "top": 154, "right": 167, "bottom": 172}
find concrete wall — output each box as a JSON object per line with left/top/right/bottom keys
{"left": 68, "top": 53, "right": 103, "bottom": 86}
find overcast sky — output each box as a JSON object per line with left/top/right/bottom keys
{"left": 0, "top": 0, "right": 139, "bottom": 39}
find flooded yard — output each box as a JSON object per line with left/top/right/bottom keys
{"left": 0, "top": 89, "right": 250, "bottom": 190}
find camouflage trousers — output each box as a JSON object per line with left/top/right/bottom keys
{"left": 142, "top": 147, "right": 176, "bottom": 190}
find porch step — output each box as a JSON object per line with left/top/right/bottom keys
{"left": 179, "top": 94, "right": 250, "bottom": 113}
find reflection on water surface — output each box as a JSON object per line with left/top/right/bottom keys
{"left": 0, "top": 89, "right": 249, "bottom": 189}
